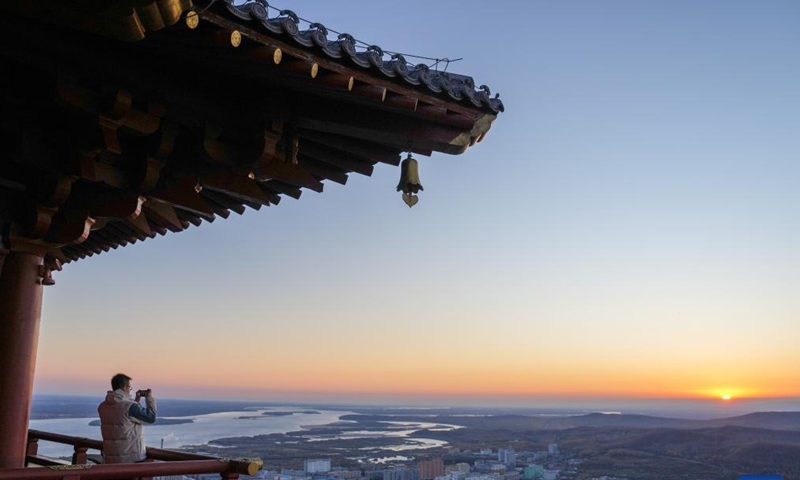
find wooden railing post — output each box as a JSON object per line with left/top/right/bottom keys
{"left": 71, "top": 446, "right": 87, "bottom": 465}
{"left": 26, "top": 438, "right": 39, "bottom": 457}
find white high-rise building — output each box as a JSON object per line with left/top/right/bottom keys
{"left": 497, "top": 449, "right": 516, "bottom": 468}
{"left": 304, "top": 459, "right": 332, "bottom": 474}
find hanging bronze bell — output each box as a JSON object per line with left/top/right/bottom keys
{"left": 396, "top": 154, "right": 423, "bottom": 207}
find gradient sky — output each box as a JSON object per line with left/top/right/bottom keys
{"left": 33, "top": 1, "right": 800, "bottom": 407}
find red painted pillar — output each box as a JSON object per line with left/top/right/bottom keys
{"left": 0, "top": 250, "right": 45, "bottom": 468}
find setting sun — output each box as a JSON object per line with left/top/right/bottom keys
{"left": 721, "top": 394, "right": 732, "bottom": 401}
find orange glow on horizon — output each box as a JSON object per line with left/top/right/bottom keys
{"left": 34, "top": 319, "right": 800, "bottom": 403}
{"left": 33, "top": 358, "right": 800, "bottom": 402}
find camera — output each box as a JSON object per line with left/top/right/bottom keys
{"left": 136, "top": 389, "right": 150, "bottom": 396}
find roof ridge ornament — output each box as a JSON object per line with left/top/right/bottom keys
{"left": 278, "top": 10, "right": 299, "bottom": 24}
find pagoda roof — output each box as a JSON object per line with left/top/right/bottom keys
{"left": 0, "top": 0, "right": 504, "bottom": 270}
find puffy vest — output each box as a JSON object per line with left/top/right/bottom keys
{"left": 97, "top": 389, "right": 146, "bottom": 463}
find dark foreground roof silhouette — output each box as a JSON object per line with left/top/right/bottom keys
{"left": 0, "top": 1, "right": 503, "bottom": 470}
{"left": 0, "top": 0, "right": 504, "bottom": 266}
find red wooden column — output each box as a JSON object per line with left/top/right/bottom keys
{"left": 0, "top": 248, "right": 46, "bottom": 468}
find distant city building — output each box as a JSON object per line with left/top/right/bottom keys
{"left": 472, "top": 461, "right": 488, "bottom": 473}
{"left": 479, "top": 448, "right": 493, "bottom": 455}
{"left": 503, "top": 471, "right": 520, "bottom": 480}
{"left": 547, "top": 444, "right": 559, "bottom": 456}
{"left": 435, "top": 473, "right": 466, "bottom": 480}
{"left": 445, "top": 463, "right": 470, "bottom": 475}
{"left": 384, "top": 466, "right": 420, "bottom": 480}
{"left": 497, "top": 449, "right": 516, "bottom": 468}
{"left": 305, "top": 459, "right": 332, "bottom": 474}
{"left": 418, "top": 458, "right": 444, "bottom": 480}
{"left": 464, "top": 473, "right": 501, "bottom": 480}
{"left": 330, "top": 471, "right": 362, "bottom": 480}
{"left": 489, "top": 465, "right": 506, "bottom": 475}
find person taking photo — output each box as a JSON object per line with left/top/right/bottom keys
{"left": 97, "top": 373, "right": 157, "bottom": 464}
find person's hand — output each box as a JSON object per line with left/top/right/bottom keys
{"left": 135, "top": 391, "right": 142, "bottom": 402}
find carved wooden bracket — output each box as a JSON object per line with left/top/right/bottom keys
{"left": 98, "top": 89, "right": 165, "bottom": 154}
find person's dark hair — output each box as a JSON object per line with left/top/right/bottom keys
{"left": 111, "top": 373, "right": 132, "bottom": 391}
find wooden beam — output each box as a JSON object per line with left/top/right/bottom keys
{"left": 242, "top": 44, "right": 282, "bottom": 65}
{"left": 296, "top": 130, "right": 401, "bottom": 166}
{"left": 80, "top": 235, "right": 109, "bottom": 254}
{"left": 204, "top": 201, "right": 231, "bottom": 219}
{"left": 61, "top": 245, "right": 87, "bottom": 261}
{"left": 281, "top": 56, "right": 318, "bottom": 78}
{"left": 262, "top": 181, "right": 301, "bottom": 199}
{"left": 143, "top": 199, "right": 185, "bottom": 232}
{"left": 253, "top": 159, "right": 323, "bottom": 192}
{"left": 316, "top": 70, "right": 354, "bottom": 91}
{"left": 298, "top": 157, "right": 349, "bottom": 185}
{"left": 213, "top": 28, "right": 242, "bottom": 48}
{"left": 385, "top": 92, "right": 418, "bottom": 112}
{"left": 416, "top": 104, "right": 477, "bottom": 131}
{"left": 149, "top": 175, "right": 215, "bottom": 218}
{"left": 289, "top": 95, "right": 479, "bottom": 154}
{"left": 299, "top": 142, "right": 375, "bottom": 177}
{"left": 124, "top": 211, "right": 153, "bottom": 238}
{"left": 175, "top": 209, "right": 204, "bottom": 227}
{"left": 200, "top": 190, "right": 247, "bottom": 215}
{"left": 91, "top": 229, "right": 128, "bottom": 248}
{"left": 106, "top": 220, "right": 148, "bottom": 243}
{"left": 352, "top": 84, "right": 387, "bottom": 102}
{"left": 200, "top": 171, "right": 271, "bottom": 205}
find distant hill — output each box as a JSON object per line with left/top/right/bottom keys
{"left": 342, "top": 411, "right": 800, "bottom": 431}
{"left": 703, "top": 411, "right": 800, "bottom": 430}
{"left": 556, "top": 425, "right": 800, "bottom": 480}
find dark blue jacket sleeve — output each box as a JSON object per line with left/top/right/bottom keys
{"left": 128, "top": 402, "right": 157, "bottom": 424}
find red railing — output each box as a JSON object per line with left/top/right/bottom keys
{"left": 0, "top": 429, "right": 263, "bottom": 480}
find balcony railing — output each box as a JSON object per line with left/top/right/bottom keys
{"left": 0, "top": 429, "right": 263, "bottom": 480}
